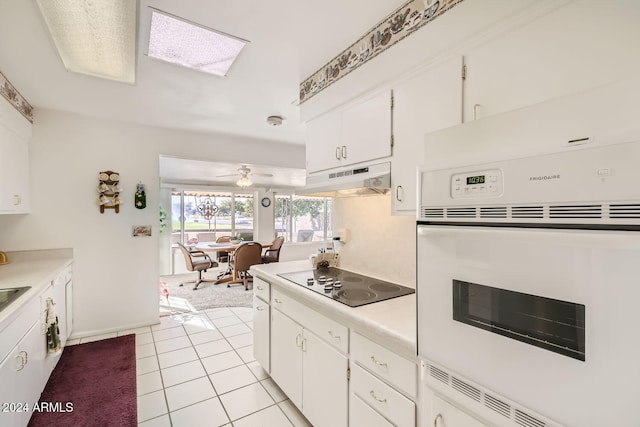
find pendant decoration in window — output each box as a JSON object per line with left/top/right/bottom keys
{"left": 261, "top": 197, "right": 271, "bottom": 207}
{"left": 135, "top": 183, "right": 146, "bottom": 209}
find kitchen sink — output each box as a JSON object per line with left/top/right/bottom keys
{"left": 0, "top": 287, "right": 31, "bottom": 313}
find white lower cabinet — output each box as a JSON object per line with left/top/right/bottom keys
{"left": 0, "top": 321, "right": 43, "bottom": 427}
{"left": 431, "top": 395, "right": 486, "bottom": 427}
{"left": 270, "top": 292, "right": 348, "bottom": 427}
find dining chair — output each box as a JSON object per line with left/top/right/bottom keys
{"left": 262, "top": 236, "right": 284, "bottom": 263}
{"left": 229, "top": 242, "right": 263, "bottom": 290}
{"left": 216, "top": 235, "right": 232, "bottom": 263}
{"left": 176, "top": 242, "right": 219, "bottom": 290}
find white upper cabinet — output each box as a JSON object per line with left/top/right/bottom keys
{"left": 391, "top": 56, "right": 463, "bottom": 214}
{"left": 340, "top": 89, "right": 392, "bottom": 166}
{"left": 0, "top": 124, "right": 30, "bottom": 213}
{"left": 306, "top": 90, "right": 392, "bottom": 174}
{"left": 0, "top": 99, "right": 31, "bottom": 214}
{"left": 463, "top": 1, "right": 640, "bottom": 122}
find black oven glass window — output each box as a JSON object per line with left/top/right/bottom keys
{"left": 453, "top": 280, "right": 585, "bottom": 361}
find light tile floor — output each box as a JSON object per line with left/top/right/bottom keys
{"left": 67, "top": 307, "right": 313, "bottom": 427}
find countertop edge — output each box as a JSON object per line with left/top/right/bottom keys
{"left": 251, "top": 261, "right": 417, "bottom": 361}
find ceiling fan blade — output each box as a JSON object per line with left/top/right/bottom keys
{"left": 215, "top": 174, "right": 239, "bottom": 178}
{"left": 251, "top": 173, "right": 274, "bottom": 177}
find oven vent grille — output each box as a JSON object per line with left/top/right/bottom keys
{"left": 429, "top": 365, "right": 450, "bottom": 384}
{"left": 424, "top": 360, "right": 562, "bottom": 427}
{"left": 480, "top": 207, "right": 507, "bottom": 218}
{"left": 446, "top": 207, "right": 476, "bottom": 218}
{"left": 421, "top": 208, "right": 444, "bottom": 218}
{"left": 610, "top": 204, "right": 640, "bottom": 218}
{"left": 549, "top": 205, "right": 602, "bottom": 219}
{"left": 451, "top": 377, "right": 481, "bottom": 402}
{"left": 511, "top": 206, "right": 544, "bottom": 218}
{"left": 515, "top": 409, "right": 546, "bottom": 427}
{"left": 485, "top": 394, "right": 511, "bottom": 418}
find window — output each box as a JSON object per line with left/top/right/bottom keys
{"left": 171, "top": 191, "right": 254, "bottom": 244}
{"left": 275, "top": 195, "right": 332, "bottom": 242}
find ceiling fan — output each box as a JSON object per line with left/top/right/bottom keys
{"left": 217, "top": 165, "right": 273, "bottom": 188}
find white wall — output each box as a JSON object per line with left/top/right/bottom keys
{"left": 333, "top": 195, "right": 415, "bottom": 288}
{"left": 0, "top": 109, "right": 304, "bottom": 337}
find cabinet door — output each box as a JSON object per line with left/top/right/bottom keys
{"left": 65, "top": 280, "right": 73, "bottom": 339}
{"left": 392, "top": 56, "right": 463, "bottom": 214}
{"left": 270, "top": 309, "right": 303, "bottom": 409}
{"left": 463, "top": 2, "right": 640, "bottom": 122}
{"left": 0, "top": 124, "right": 29, "bottom": 213}
{"left": 341, "top": 90, "right": 392, "bottom": 167}
{"left": 301, "top": 330, "right": 348, "bottom": 427}
{"left": 432, "top": 395, "right": 486, "bottom": 427}
{"left": 306, "top": 110, "right": 342, "bottom": 173}
{"left": 0, "top": 321, "right": 43, "bottom": 427}
{"left": 252, "top": 297, "right": 270, "bottom": 372}
{"left": 349, "top": 393, "right": 394, "bottom": 427}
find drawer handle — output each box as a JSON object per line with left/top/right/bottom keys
{"left": 328, "top": 330, "right": 341, "bottom": 341}
{"left": 296, "top": 334, "right": 302, "bottom": 348}
{"left": 257, "top": 285, "right": 264, "bottom": 290}
{"left": 15, "top": 353, "right": 25, "bottom": 371}
{"left": 370, "top": 356, "right": 388, "bottom": 368}
{"left": 369, "top": 390, "right": 387, "bottom": 405}
{"left": 274, "top": 298, "right": 283, "bottom": 304}
{"left": 434, "top": 413, "right": 444, "bottom": 427}
{"left": 256, "top": 306, "right": 265, "bottom": 311}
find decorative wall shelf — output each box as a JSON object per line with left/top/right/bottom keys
{"left": 98, "top": 170, "right": 121, "bottom": 214}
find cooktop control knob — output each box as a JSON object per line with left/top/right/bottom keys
{"left": 306, "top": 278, "right": 314, "bottom": 286}
{"left": 333, "top": 281, "right": 342, "bottom": 289}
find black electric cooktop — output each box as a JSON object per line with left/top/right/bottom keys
{"left": 277, "top": 267, "right": 414, "bottom": 307}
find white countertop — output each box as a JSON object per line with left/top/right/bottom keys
{"left": 0, "top": 252, "right": 72, "bottom": 331}
{"left": 251, "top": 260, "right": 417, "bottom": 360}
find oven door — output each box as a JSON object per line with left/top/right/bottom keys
{"left": 417, "top": 224, "right": 640, "bottom": 427}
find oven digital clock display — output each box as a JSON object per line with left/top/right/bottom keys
{"left": 466, "top": 175, "right": 485, "bottom": 185}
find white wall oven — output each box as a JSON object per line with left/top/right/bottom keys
{"left": 417, "top": 140, "right": 640, "bottom": 427}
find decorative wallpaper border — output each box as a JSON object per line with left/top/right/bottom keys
{"left": 0, "top": 71, "right": 33, "bottom": 123}
{"left": 299, "top": 0, "right": 465, "bottom": 104}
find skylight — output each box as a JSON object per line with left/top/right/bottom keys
{"left": 147, "top": 9, "right": 248, "bottom": 77}
{"left": 36, "top": 0, "right": 137, "bottom": 84}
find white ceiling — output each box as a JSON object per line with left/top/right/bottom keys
{"left": 159, "top": 157, "right": 306, "bottom": 189}
{"left": 0, "top": 0, "right": 403, "bottom": 146}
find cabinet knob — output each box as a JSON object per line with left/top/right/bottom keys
{"left": 396, "top": 185, "right": 403, "bottom": 202}
{"left": 328, "top": 330, "right": 341, "bottom": 341}
{"left": 341, "top": 145, "right": 347, "bottom": 159}
{"left": 256, "top": 306, "right": 265, "bottom": 311}
{"left": 13, "top": 195, "right": 21, "bottom": 206}
{"left": 434, "top": 413, "right": 444, "bottom": 427}
{"left": 257, "top": 285, "right": 264, "bottom": 290}
{"left": 336, "top": 146, "right": 341, "bottom": 160}
{"left": 274, "top": 298, "right": 283, "bottom": 304}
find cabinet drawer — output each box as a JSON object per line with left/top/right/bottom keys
{"left": 351, "top": 331, "right": 417, "bottom": 398}
{"left": 253, "top": 277, "right": 270, "bottom": 303}
{"left": 272, "top": 288, "right": 348, "bottom": 353}
{"left": 350, "top": 392, "right": 394, "bottom": 427}
{"left": 351, "top": 364, "right": 415, "bottom": 427}
{"left": 0, "top": 297, "right": 39, "bottom": 364}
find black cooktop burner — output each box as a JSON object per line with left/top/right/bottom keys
{"left": 277, "top": 267, "right": 415, "bottom": 307}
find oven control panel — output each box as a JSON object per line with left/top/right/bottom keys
{"left": 451, "top": 169, "right": 503, "bottom": 198}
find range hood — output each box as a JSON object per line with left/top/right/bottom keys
{"left": 299, "top": 162, "right": 390, "bottom": 197}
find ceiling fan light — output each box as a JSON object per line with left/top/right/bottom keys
{"left": 236, "top": 176, "right": 252, "bottom": 188}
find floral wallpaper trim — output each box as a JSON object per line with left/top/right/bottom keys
{"left": 0, "top": 71, "right": 34, "bottom": 123}
{"left": 299, "top": 0, "right": 465, "bottom": 104}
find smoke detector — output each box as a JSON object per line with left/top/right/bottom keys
{"left": 266, "top": 115, "right": 283, "bottom": 126}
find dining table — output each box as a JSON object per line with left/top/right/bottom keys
{"left": 193, "top": 241, "right": 273, "bottom": 285}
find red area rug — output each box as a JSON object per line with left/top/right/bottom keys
{"left": 28, "top": 334, "right": 137, "bottom": 427}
